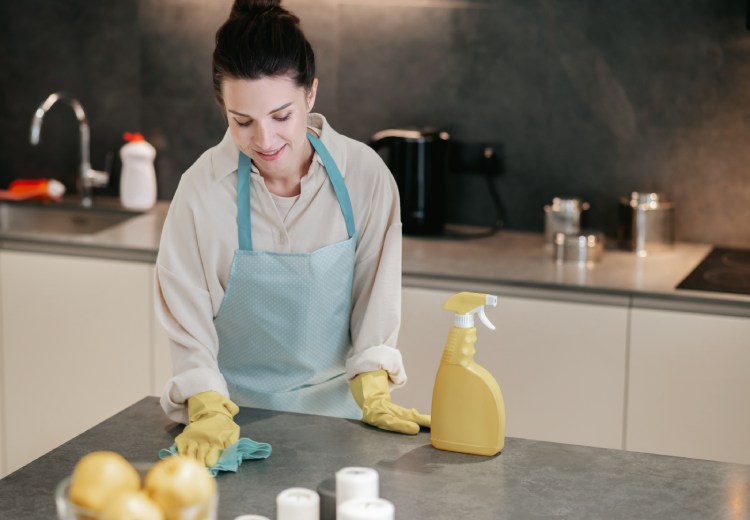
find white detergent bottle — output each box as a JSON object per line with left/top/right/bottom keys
{"left": 119, "top": 131, "right": 157, "bottom": 210}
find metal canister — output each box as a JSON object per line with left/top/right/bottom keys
{"left": 544, "top": 197, "right": 590, "bottom": 246}
{"left": 617, "top": 192, "right": 674, "bottom": 256}
{"left": 553, "top": 231, "right": 604, "bottom": 266}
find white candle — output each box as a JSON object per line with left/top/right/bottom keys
{"left": 233, "top": 516, "right": 271, "bottom": 520}
{"left": 276, "top": 487, "right": 320, "bottom": 520}
{"left": 335, "top": 467, "right": 379, "bottom": 506}
{"left": 337, "top": 498, "right": 395, "bottom": 520}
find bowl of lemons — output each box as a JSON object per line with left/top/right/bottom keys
{"left": 55, "top": 451, "right": 217, "bottom": 520}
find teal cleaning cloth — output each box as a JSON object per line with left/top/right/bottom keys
{"left": 159, "top": 438, "right": 272, "bottom": 477}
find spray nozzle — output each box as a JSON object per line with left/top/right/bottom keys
{"left": 443, "top": 292, "right": 498, "bottom": 329}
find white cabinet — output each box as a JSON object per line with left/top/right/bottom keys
{"left": 0, "top": 253, "right": 5, "bottom": 477}
{"left": 0, "top": 251, "right": 153, "bottom": 475}
{"left": 394, "top": 287, "right": 451, "bottom": 413}
{"left": 489, "top": 294, "right": 628, "bottom": 449}
{"left": 398, "top": 286, "right": 629, "bottom": 450}
{"left": 626, "top": 308, "right": 750, "bottom": 465}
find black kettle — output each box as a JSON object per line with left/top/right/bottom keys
{"left": 370, "top": 128, "right": 451, "bottom": 235}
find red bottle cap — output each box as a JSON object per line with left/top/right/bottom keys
{"left": 123, "top": 132, "right": 145, "bottom": 142}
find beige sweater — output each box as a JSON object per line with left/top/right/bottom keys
{"left": 155, "top": 114, "right": 406, "bottom": 423}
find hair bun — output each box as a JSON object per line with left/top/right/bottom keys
{"left": 230, "top": 0, "right": 282, "bottom": 18}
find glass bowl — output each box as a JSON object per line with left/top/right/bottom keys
{"left": 54, "top": 462, "right": 218, "bottom": 520}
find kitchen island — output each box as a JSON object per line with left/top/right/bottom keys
{"left": 0, "top": 397, "right": 747, "bottom": 519}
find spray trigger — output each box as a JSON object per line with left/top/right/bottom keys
{"left": 478, "top": 306, "right": 495, "bottom": 330}
{"left": 443, "top": 292, "right": 499, "bottom": 329}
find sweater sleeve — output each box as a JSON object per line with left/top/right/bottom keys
{"left": 154, "top": 175, "right": 229, "bottom": 424}
{"left": 345, "top": 147, "right": 407, "bottom": 387}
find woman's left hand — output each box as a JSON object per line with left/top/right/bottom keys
{"left": 349, "top": 369, "right": 431, "bottom": 434}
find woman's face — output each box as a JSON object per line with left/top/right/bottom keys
{"left": 222, "top": 75, "right": 317, "bottom": 179}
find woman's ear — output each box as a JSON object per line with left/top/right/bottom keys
{"left": 306, "top": 78, "right": 319, "bottom": 111}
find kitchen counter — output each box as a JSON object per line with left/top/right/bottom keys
{"left": 0, "top": 397, "right": 748, "bottom": 520}
{"left": 1, "top": 198, "right": 748, "bottom": 314}
{"left": 0, "top": 199, "right": 169, "bottom": 263}
{"left": 403, "top": 231, "right": 750, "bottom": 316}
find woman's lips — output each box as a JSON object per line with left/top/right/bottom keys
{"left": 255, "top": 144, "right": 286, "bottom": 161}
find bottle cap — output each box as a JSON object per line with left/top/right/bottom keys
{"left": 123, "top": 131, "right": 145, "bottom": 142}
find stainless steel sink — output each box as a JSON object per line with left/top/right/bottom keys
{"left": 0, "top": 201, "right": 141, "bottom": 237}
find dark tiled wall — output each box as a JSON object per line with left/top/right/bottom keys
{"left": 1, "top": 0, "right": 748, "bottom": 247}
{"left": 0, "top": 0, "right": 141, "bottom": 198}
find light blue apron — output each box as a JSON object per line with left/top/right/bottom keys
{"left": 215, "top": 132, "right": 362, "bottom": 420}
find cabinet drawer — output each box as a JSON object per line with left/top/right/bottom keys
{"left": 0, "top": 251, "right": 152, "bottom": 474}
{"left": 399, "top": 286, "right": 628, "bottom": 450}
{"left": 626, "top": 308, "right": 750, "bottom": 464}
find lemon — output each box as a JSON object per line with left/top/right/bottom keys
{"left": 68, "top": 451, "right": 141, "bottom": 513}
{"left": 144, "top": 456, "right": 216, "bottom": 520}
{"left": 101, "top": 490, "right": 165, "bottom": 520}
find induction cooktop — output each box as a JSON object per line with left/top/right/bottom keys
{"left": 677, "top": 247, "right": 750, "bottom": 296}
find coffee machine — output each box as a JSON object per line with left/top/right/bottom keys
{"left": 370, "top": 128, "right": 451, "bottom": 236}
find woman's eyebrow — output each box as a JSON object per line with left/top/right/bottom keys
{"left": 228, "top": 102, "right": 293, "bottom": 118}
{"left": 227, "top": 109, "right": 251, "bottom": 118}
{"left": 268, "top": 102, "right": 293, "bottom": 114}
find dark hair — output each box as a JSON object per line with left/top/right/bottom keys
{"left": 212, "top": 0, "right": 316, "bottom": 105}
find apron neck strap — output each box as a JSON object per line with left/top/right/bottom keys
{"left": 306, "top": 132, "right": 356, "bottom": 239}
{"left": 236, "top": 131, "right": 356, "bottom": 251}
{"left": 237, "top": 152, "right": 253, "bottom": 251}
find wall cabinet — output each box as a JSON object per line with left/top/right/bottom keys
{"left": 398, "top": 286, "right": 629, "bottom": 450}
{"left": 0, "top": 251, "right": 157, "bottom": 476}
{"left": 626, "top": 308, "right": 750, "bottom": 465}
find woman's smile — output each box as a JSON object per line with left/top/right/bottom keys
{"left": 254, "top": 144, "right": 287, "bottom": 161}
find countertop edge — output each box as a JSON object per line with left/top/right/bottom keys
{"left": 0, "top": 238, "right": 158, "bottom": 263}
{"left": 403, "top": 273, "right": 750, "bottom": 318}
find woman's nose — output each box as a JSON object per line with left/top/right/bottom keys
{"left": 253, "top": 123, "right": 273, "bottom": 149}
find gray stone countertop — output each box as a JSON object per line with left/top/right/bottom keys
{"left": 0, "top": 198, "right": 169, "bottom": 263}
{"left": 1, "top": 197, "right": 748, "bottom": 312}
{"left": 0, "top": 397, "right": 748, "bottom": 520}
{"left": 403, "top": 230, "right": 750, "bottom": 313}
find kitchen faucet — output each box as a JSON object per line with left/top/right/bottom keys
{"left": 29, "top": 92, "right": 109, "bottom": 207}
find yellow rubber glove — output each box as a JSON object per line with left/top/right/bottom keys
{"left": 175, "top": 391, "right": 240, "bottom": 467}
{"left": 350, "top": 369, "right": 431, "bottom": 435}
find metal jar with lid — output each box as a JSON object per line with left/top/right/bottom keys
{"left": 553, "top": 231, "right": 604, "bottom": 266}
{"left": 617, "top": 192, "right": 674, "bottom": 256}
{"left": 544, "top": 197, "right": 590, "bottom": 247}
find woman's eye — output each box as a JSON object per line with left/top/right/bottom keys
{"left": 234, "top": 119, "right": 252, "bottom": 127}
{"left": 275, "top": 113, "right": 292, "bottom": 122}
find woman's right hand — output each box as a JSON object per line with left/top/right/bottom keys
{"left": 175, "top": 391, "right": 240, "bottom": 467}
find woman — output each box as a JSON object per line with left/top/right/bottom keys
{"left": 155, "top": 0, "right": 430, "bottom": 467}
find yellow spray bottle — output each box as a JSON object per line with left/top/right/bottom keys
{"left": 430, "top": 292, "right": 506, "bottom": 456}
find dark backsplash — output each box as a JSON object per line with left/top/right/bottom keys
{"left": 1, "top": 0, "right": 748, "bottom": 247}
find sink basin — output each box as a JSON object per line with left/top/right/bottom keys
{"left": 0, "top": 201, "right": 141, "bottom": 237}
